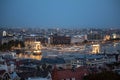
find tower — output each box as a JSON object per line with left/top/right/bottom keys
{"left": 31, "top": 41, "right": 42, "bottom": 60}
{"left": 3, "top": 31, "right": 7, "bottom": 36}
{"left": 24, "top": 40, "right": 42, "bottom": 60}
{"left": 92, "top": 44, "right": 100, "bottom": 54}
{"left": 33, "top": 41, "right": 42, "bottom": 54}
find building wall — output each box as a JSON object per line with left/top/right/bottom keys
{"left": 50, "top": 35, "right": 71, "bottom": 45}
{"left": 1, "top": 36, "right": 14, "bottom": 44}
{"left": 87, "top": 33, "right": 103, "bottom": 41}
{"left": 52, "top": 67, "right": 89, "bottom": 80}
{"left": 71, "top": 35, "right": 86, "bottom": 44}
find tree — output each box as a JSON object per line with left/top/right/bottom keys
{"left": 0, "top": 40, "right": 25, "bottom": 51}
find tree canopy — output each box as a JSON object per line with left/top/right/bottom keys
{"left": 0, "top": 40, "right": 25, "bottom": 51}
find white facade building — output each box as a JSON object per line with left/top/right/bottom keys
{"left": 71, "top": 35, "right": 87, "bottom": 44}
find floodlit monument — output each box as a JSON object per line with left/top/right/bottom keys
{"left": 31, "top": 41, "right": 42, "bottom": 60}
{"left": 3, "top": 31, "right": 7, "bottom": 36}
{"left": 19, "top": 41, "right": 42, "bottom": 60}
{"left": 92, "top": 44, "right": 100, "bottom": 54}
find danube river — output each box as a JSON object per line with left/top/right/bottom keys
{"left": 42, "top": 42, "right": 120, "bottom": 57}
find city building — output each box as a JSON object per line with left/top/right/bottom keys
{"left": 87, "top": 33, "right": 103, "bottom": 41}
{"left": 0, "top": 58, "right": 8, "bottom": 72}
{"left": 52, "top": 66, "right": 89, "bottom": 80}
{"left": 112, "top": 33, "right": 120, "bottom": 39}
{"left": 104, "top": 35, "right": 111, "bottom": 41}
{"left": 36, "top": 37, "right": 48, "bottom": 45}
{"left": 71, "top": 35, "right": 87, "bottom": 44}
{"left": 19, "top": 40, "right": 42, "bottom": 60}
{"left": 0, "top": 70, "right": 11, "bottom": 80}
{"left": 41, "top": 57, "right": 65, "bottom": 66}
{"left": 1, "top": 36, "right": 14, "bottom": 44}
{"left": 92, "top": 44, "right": 100, "bottom": 54}
{"left": 3, "top": 31, "right": 7, "bottom": 37}
{"left": 50, "top": 34, "right": 71, "bottom": 45}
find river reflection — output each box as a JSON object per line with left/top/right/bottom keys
{"left": 42, "top": 42, "right": 120, "bottom": 57}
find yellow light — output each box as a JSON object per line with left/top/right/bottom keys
{"left": 92, "top": 44, "right": 100, "bottom": 54}
{"left": 33, "top": 50, "right": 41, "bottom": 53}
{"left": 113, "top": 34, "right": 116, "bottom": 39}
{"left": 104, "top": 35, "right": 110, "bottom": 41}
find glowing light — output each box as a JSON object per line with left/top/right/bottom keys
{"left": 104, "top": 35, "right": 110, "bottom": 41}
{"left": 113, "top": 33, "right": 116, "bottom": 39}
{"left": 18, "top": 41, "right": 43, "bottom": 60}
{"left": 33, "top": 50, "right": 41, "bottom": 53}
{"left": 92, "top": 44, "right": 100, "bottom": 54}
{"left": 3, "top": 31, "right": 7, "bottom": 36}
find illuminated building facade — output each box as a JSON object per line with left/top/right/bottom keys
{"left": 92, "top": 44, "right": 100, "bottom": 54}
{"left": 112, "top": 33, "right": 120, "bottom": 39}
{"left": 71, "top": 35, "right": 87, "bottom": 44}
{"left": 28, "top": 41, "right": 42, "bottom": 60}
{"left": 104, "top": 35, "right": 110, "bottom": 41}
{"left": 19, "top": 40, "right": 42, "bottom": 60}
{"left": 3, "top": 31, "right": 7, "bottom": 36}
{"left": 112, "top": 33, "right": 117, "bottom": 39}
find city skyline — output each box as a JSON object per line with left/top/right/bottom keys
{"left": 0, "top": 0, "right": 120, "bottom": 28}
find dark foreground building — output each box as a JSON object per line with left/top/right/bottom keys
{"left": 52, "top": 66, "right": 89, "bottom": 80}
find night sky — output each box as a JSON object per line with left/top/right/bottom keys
{"left": 0, "top": 0, "right": 120, "bottom": 28}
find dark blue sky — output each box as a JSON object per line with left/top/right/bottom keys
{"left": 0, "top": 0, "right": 120, "bottom": 28}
